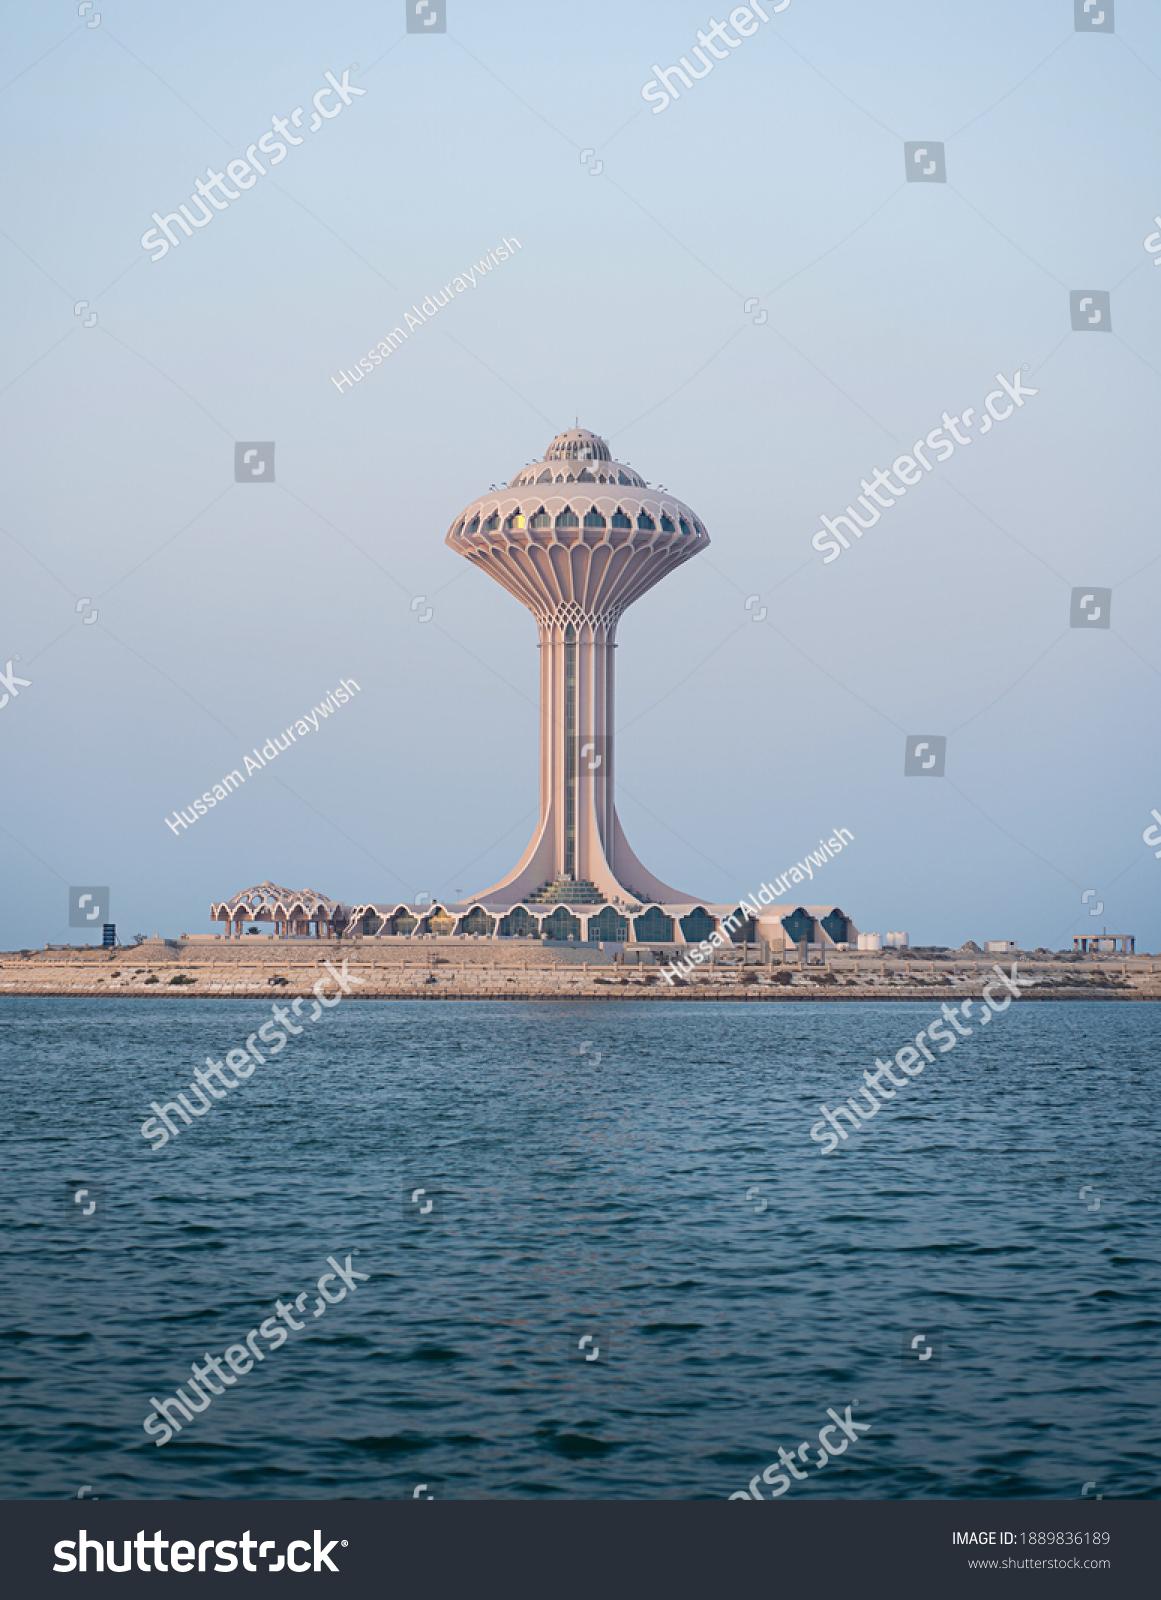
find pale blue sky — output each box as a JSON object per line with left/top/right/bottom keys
{"left": 2, "top": 0, "right": 1159, "bottom": 948}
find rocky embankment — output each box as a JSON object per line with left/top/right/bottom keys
{"left": 1, "top": 941, "right": 1157, "bottom": 1001}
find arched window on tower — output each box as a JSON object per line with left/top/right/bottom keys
{"left": 611, "top": 509, "right": 632, "bottom": 529}
{"left": 583, "top": 509, "right": 607, "bottom": 530}
{"left": 555, "top": 508, "right": 579, "bottom": 529}
{"left": 529, "top": 508, "right": 551, "bottom": 530}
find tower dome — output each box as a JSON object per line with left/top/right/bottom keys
{"left": 543, "top": 427, "right": 611, "bottom": 463}
{"left": 446, "top": 429, "right": 708, "bottom": 908}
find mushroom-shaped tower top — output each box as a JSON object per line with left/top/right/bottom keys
{"left": 445, "top": 427, "right": 709, "bottom": 628}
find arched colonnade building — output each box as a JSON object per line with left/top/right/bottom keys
{"left": 350, "top": 900, "right": 857, "bottom": 951}
{"left": 209, "top": 885, "right": 858, "bottom": 951}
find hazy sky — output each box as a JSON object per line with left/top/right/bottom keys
{"left": 2, "top": 0, "right": 1159, "bottom": 950}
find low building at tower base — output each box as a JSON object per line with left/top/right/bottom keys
{"left": 210, "top": 882, "right": 859, "bottom": 952}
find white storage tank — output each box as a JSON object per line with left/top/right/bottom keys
{"left": 858, "top": 932, "right": 882, "bottom": 952}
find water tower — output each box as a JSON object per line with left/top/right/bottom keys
{"left": 446, "top": 428, "right": 709, "bottom": 907}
